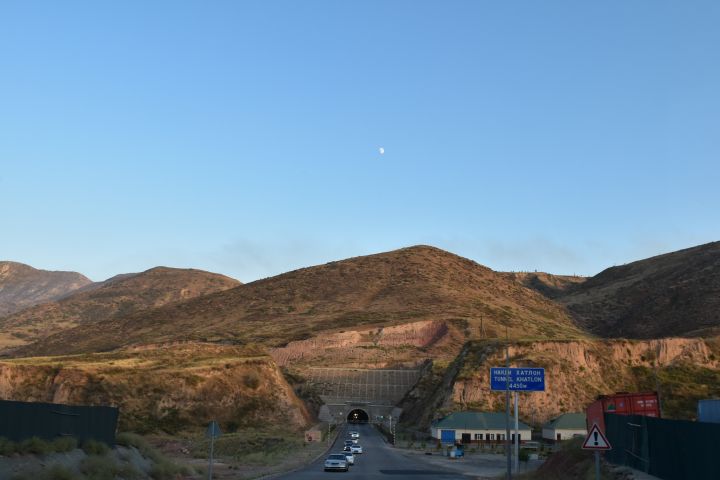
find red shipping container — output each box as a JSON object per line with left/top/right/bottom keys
{"left": 586, "top": 392, "right": 660, "bottom": 433}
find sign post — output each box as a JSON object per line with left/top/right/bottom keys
{"left": 491, "top": 367, "right": 546, "bottom": 478}
{"left": 582, "top": 423, "right": 612, "bottom": 480}
{"left": 206, "top": 421, "right": 222, "bottom": 480}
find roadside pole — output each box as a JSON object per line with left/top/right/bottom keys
{"left": 505, "top": 341, "right": 511, "bottom": 480}
{"left": 582, "top": 423, "right": 612, "bottom": 480}
{"left": 389, "top": 415, "right": 395, "bottom": 445}
{"left": 209, "top": 435, "right": 214, "bottom": 480}
{"left": 595, "top": 451, "right": 600, "bottom": 480}
{"left": 206, "top": 421, "right": 222, "bottom": 480}
{"left": 490, "top": 364, "right": 546, "bottom": 480}
{"left": 514, "top": 391, "right": 519, "bottom": 473}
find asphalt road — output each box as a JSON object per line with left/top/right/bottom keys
{"left": 274, "top": 423, "right": 468, "bottom": 480}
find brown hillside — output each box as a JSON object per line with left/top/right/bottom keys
{"left": 0, "top": 343, "right": 309, "bottom": 433}
{"left": 18, "top": 245, "right": 588, "bottom": 357}
{"left": 559, "top": 241, "right": 720, "bottom": 338}
{"left": 0, "top": 261, "right": 91, "bottom": 317}
{"left": 501, "top": 271, "right": 586, "bottom": 298}
{"left": 0, "top": 267, "right": 240, "bottom": 352}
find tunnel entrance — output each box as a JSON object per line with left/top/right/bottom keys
{"left": 347, "top": 409, "right": 369, "bottom": 424}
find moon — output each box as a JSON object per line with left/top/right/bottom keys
{"left": 379, "top": 147, "right": 385, "bottom": 155}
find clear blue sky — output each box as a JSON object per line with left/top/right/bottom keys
{"left": 1, "top": 1, "right": 718, "bottom": 282}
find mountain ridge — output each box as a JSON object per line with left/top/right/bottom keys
{"left": 15, "top": 245, "right": 587, "bottom": 357}
{"left": 0, "top": 261, "right": 92, "bottom": 317}
{"left": 0, "top": 266, "right": 241, "bottom": 353}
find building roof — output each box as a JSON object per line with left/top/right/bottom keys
{"left": 543, "top": 413, "right": 587, "bottom": 430}
{"left": 432, "top": 411, "right": 531, "bottom": 431}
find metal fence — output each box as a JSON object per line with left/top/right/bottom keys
{"left": 0, "top": 400, "right": 118, "bottom": 446}
{"left": 604, "top": 412, "right": 720, "bottom": 480}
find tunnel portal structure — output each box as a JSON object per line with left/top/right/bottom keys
{"left": 312, "top": 367, "right": 422, "bottom": 425}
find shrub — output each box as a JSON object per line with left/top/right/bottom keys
{"left": 51, "top": 437, "right": 78, "bottom": 453}
{"left": 0, "top": 436, "right": 16, "bottom": 455}
{"left": 116, "top": 432, "right": 186, "bottom": 478}
{"left": 80, "top": 455, "right": 118, "bottom": 480}
{"left": 150, "top": 459, "right": 188, "bottom": 480}
{"left": 243, "top": 373, "right": 260, "bottom": 389}
{"left": 116, "top": 464, "right": 144, "bottom": 480}
{"left": 519, "top": 448, "right": 530, "bottom": 462}
{"left": 82, "top": 439, "right": 109, "bottom": 456}
{"left": 19, "top": 436, "right": 52, "bottom": 455}
{"left": 43, "top": 464, "right": 81, "bottom": 480}
{"left": 116, "top": 432, "right": 148, "bottom": 450}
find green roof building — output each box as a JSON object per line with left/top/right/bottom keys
{"left": 431, "top": 411, "right": 532, "bottom": 444}
{"left": 542, "top": 412, "right": 587, "bottom": 441}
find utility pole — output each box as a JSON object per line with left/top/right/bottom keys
{"left": 389, "top": 415, "right": 394, "bottom": 445}
{"left": 505, "top": 326, "right": 512, "bottom": 480}
{"left": 655, "top": 342, "right": 664, "bottom": 418}
{"left": 208, "top": 434, "right": 214, "bottom": 480}
{"left": 514, "top": 391, "right": 519, "bottom": 473}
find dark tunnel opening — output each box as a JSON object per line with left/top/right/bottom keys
{"left": 347, "top": 409, "right": 369, "bottom": 424}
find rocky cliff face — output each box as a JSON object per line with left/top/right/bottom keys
{"left": 0, "top": 261, "right": 91, "bottom": 317}
{"left": 435, "top": 338, "right": 720, "bottom": 426}
{"left": 0, "top": 343, "right": 310, "bottom": 433}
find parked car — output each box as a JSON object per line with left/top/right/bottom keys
{"left": 343, "top": 451, "right": 355, "bottom": 465}
{"left": 324, "top": 454, "right": 349, "bottom": 472}
{"left": 350, "top": 444, "right": 363, "bottom": 454}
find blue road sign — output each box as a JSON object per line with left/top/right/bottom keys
{"left": 490, "top": 367, "right": 545, "bottom": 391}
{"left": 206, "top": 421, "right": 222, "bottom": 438}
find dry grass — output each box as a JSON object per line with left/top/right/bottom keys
{"left": 20, "top": 246, "right": 589, "bottom": 358}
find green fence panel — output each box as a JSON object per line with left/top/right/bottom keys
{"left": 0, "top": 400, "right": 118, "bottom": 446}
{"left": 605, "top": 413, "right": 720, "bottom": 480}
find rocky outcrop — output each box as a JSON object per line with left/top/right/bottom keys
{"left": 0, "top": 343, "right": 310, "bottom": 433}
{"left": 270, "top": 320, "right": 449, "bottom": 367}
{"left": 448, "top": 338, "right": 719, "bottom": 425}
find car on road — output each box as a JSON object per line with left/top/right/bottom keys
{"left": 342, "top": 451, "right": 355, "bottom": 465}
{"left": 350, "top": 444, "right": 363, "bottom": 454}
{"left": 324, "top": 454, "right": 349, "bottom": 472}
{"left": 349, "top": 431, "right": 359, "bottom": 439}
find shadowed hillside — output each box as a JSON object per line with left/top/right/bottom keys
{"left": 559, "top": 241, "right": 720, "bottom": 338}
{"left": 502, "top": 271, "right": 586, "bottom": 298}
{"left": 0, "top": 261, "right": 91, "bottom": 317}
{"left": 0, "top": 267, "right": 240, "bottom": 352}
{"left": 17, "top": 246, "right": 588, "bottom": 357}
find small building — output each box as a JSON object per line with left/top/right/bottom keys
{"left": 542, "top": 413, "right": 587, "bottom": 441}
{"left": 431, "top": 411, "right": 532, "bottom": 444}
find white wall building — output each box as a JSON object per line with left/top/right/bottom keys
{"left": 431, "top": 411, "right": 532, "bottom": 444}
{"left": 542, "top": 413, "right": 587, "bottom": 441}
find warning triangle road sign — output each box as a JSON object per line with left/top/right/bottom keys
{"left": 582, "top": 423, "right": 612, "bottom": 450}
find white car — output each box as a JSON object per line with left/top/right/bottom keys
{"left": 350, "top": 444, "right": 363, "bottom": 454}
{"left": 342, "top": 451, "right": 355, "bottom": 465}
{"left": 349, "top": 431, "right": 360, "bottom": 439}
{"left": 324, "top": 454, "right": 349, "bottom": 472}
